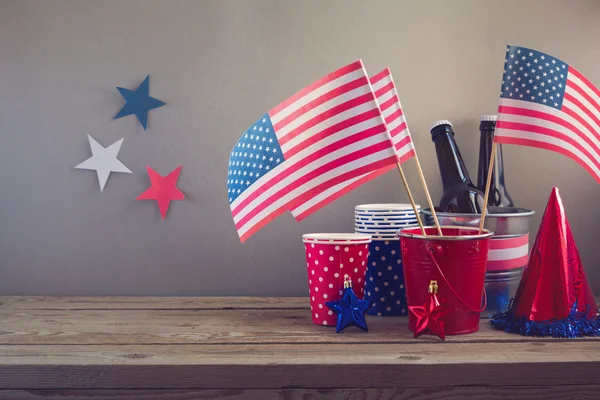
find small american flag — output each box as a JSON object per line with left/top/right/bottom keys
{"left": 290, "top": 67, "right": 416, "bottom": 221}
{"left": 497, "top": 45, "right": 600, "bottom": 183}
{"left": 228, "top": 60, "right": 399, "bottom": 242}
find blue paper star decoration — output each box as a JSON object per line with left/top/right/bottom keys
{"left": 114, "top": 75, "right": 165, "bottom": 130}
{"left": 325, "top": 275, "right": 371, "bottom": 333}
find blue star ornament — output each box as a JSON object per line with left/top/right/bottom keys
{"left": 114, "top": 75, "right": 165, "bottom": 130}
{"left": 326, "top": 276, "right": 371, "bottom": 333}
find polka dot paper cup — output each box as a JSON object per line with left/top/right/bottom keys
{"left": 302, "top": 233, "right": 371, "bottom": 326}
{"left": 364, "top": 239, "right": 408, "bottom": 316}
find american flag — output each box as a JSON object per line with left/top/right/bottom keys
{"left": 496, "top": 45, "right": 600, "bottom": 183}
{"left": 228, "top": 60, "right": 399, "bottom": 242}
{"left": 290, "top": 67, "right": 416, "bottom": 221}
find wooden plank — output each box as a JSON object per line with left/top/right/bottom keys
{"left": 3, "top": 342, "right": 599, "bottom": 366}
{"left": 0, "top": 297, "right": 310, "bottom": 310}
{"left": 1, "top": 362, "right": 597, "bottom": 390}
{"left": 2, "top": 386, "right": 600, "bottom": 400}
{"left": 2, "top": 307, "right": 600, "bottom": 345}
{"left": 0, "top": 342, "right": 599, "bottom": 389}
{"left": 2, "top": 296, "right": 598, "bottom": 311}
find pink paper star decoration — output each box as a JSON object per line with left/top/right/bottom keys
{"left": 137, "top": 166, "right": 184, "bottom": 219}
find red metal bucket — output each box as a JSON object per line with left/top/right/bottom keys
{"left": 398, "top": 226, "right": 493, "bottom": 335}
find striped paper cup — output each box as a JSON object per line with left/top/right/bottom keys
{"left": 355, "top": 215, "right": 418, "bottom": 222}
{"left": 355, "top": 213, "right": 417, "bottom": 220}
{"left": 367, "top": 235, "right": 400, "bottom": 241}
{"left": 355, "top": 220, "right": 419, "bottom": 228}
{"left": 355, "top": 204, "right": 419, "bottom": 214}
{"left": 355, "top": 227, "right": 409, "bottom": 235}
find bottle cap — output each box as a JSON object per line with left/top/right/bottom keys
{"left": 480, "top": 115, "right": 497, "bottom": 122}
{"left": 429, "top": 120, "right": 452, "bottom": 132}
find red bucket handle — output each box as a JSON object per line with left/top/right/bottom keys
{"left": 424, "top": 243, "right": 487, "bottom": 313}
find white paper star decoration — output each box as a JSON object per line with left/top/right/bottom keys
{"left": 75, "top": 135, "right": 132, "bottom": 191}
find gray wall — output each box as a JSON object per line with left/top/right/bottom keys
{"left": 1, "top": 0, "right": 599, "bottom": 296}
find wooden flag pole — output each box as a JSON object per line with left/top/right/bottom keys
{"left": 413, "top": 155, "right": 443, "bottom": 236}
{"left": 396, "top": 162, "right": 426, "bottom": 236}
{"left": 478, "top": 141, "right": 497, "bottom": 234}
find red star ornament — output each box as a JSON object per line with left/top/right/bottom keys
{"left": 409, "top": 280, "right": 448, "bottom": 341}
{"left": 137, "top": 166, "right": 184, "bottom": 219}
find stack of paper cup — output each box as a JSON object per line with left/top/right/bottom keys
{"left": 354, "top": 204, "right": 420, "bottom": 316}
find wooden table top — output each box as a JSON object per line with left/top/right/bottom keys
{"left": 1, "top": 296, "right": 599, "bottom": 399}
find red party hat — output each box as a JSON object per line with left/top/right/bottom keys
{"left": 491, "top": 188, "right": 599, "bottom": 337}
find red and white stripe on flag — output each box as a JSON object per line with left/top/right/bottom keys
{"left": 230, "top": 60, "right": 399, "bottom": 242}
{"left": 486, "top": 234, "right": 529, "bottom": 271}
{"left": 289, "top": 67, "right": 415, "bottom": 221}
{"left": 495, "top": 45, "right": 600, "bottom": 184}
{"left": 370, "top": 68, "right": 415, "bottom": 162}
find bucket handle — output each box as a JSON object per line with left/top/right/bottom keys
{"left": 424, "top": 243, "right": 487, "bottom": 313}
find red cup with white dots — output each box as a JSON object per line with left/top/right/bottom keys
{"left": 302, "top": 233, "right": 371, "bottom": 326}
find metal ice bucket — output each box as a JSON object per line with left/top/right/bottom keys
{"left": 421, "top": 207, "right": 533, "bottom": 237}
{"left": 421, "top": 207, "right": 535, "bottom": 317}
